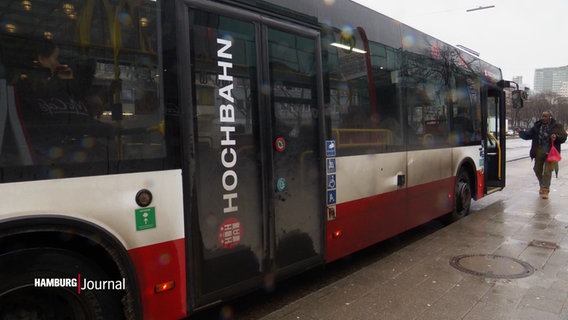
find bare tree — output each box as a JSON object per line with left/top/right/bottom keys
{"left": 518, "top": 92, "right": 568, "bottom": 128}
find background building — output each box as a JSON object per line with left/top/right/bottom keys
{"left": 534, "top": 66, "right": 568, "bottom": 97}
{"left": 512, "top": 76, "right": 523, "bottom": 86}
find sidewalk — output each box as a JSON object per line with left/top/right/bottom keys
{"left": 262, "top": 158, "right": 568, "bottom": 320}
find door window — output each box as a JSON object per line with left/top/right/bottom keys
{"left": 268, "top": 27, "right": 321, "bottom": 267}
{"left": 190, "top": 10, "right": 263, "bottom": 293}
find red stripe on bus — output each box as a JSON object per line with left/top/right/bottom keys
{"left": 128, "top": 238, "right": 187, "bottom": 319}
{"left": 476, "top": 170, "right": 484, "bottom": 199}
{"left": 326, "top": 177, "right": 454, "bottom": 262}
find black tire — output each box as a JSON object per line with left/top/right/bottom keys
{"left": 0, "top": 248, "right": 124, "bottom": 320}
{"left": 448, "top": 169, "right": 472, "bottom": 222}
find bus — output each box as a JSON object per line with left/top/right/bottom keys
{"left": 0, "top": 0, "right": 520, "bottom": 318}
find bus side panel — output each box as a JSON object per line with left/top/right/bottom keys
{"left": 326, "top": 189, "right": 406, "bottom": 263}
{"left": 326, "top": 154, "right": 406, "bottom": 262}
{"left": 476, "top": 170, "right": 485, "bottom": 198}
{"left": 0, "top": 171, "right": 186, "bottom": 318}
{"left": 405, "top": 178, "right": 454, "bottom": 228}
{"left": 326, "top": 177, "right": 454, "bottom": 263}
{"left": 406, "top": 149, "right": 454, "bottom": 227}
{"left": 326, "top": 149, "right": 461, "bottom": 262}
{"left": 128, "top": 238, "right": 186, "bottom": 319}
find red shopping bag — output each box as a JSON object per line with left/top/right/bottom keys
{"left": 547, "top": 138, "right": 562, "bottom": 162}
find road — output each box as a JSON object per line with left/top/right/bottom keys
{"left": 506, "top": 137, "right": 531, "bottom": 161}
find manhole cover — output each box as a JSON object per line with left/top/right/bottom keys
{"left": 450, "top": 254, "right": 534, "bottom": 279}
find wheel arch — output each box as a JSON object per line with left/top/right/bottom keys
{"left": 0, "top": 215, "right": 142, "bottom": 319}
{"left": 455, "top": 157, "right": 478, "bottom": 200}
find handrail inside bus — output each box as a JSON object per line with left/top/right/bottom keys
{"left": 487, "top": 132, "right": 501, "bottom": 180}
{"left": 332, "top": 128, "right": 392, "bottom": 147}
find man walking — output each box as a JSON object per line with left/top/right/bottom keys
{"left": 519, "top": 110, "right": 567, "bottom": 199}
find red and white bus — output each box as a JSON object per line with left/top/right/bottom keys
{"left": 0, "top": 0, "right": 518, "bottom": 318}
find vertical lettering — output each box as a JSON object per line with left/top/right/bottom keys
{"left": 220, "top": 126, "right": 236, "bottom": 146}
{"left": 222, "top": 170, "right": 238, "bottom": 191}
{"left": 219, "top": 104, "right": 235, "bottom": 122}
{"left": 218, "top": 62, "right": 234, "bottom": 82}
{"left": 223, "top": 193, "right": 238, "bottom": 213}
{"left": 219, "top": 84, "right": 235, "bottom": 103}
{"left": 221, "top": 148, "right": 237, "bottom": 168}
{"left": 218, "top": 38, "right": 239, "bottom": 219}
{"left": 217, "top": 38, "right": 232, "bottom": 59}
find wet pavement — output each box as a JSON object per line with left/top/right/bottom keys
{"left": 261, "top": 151, "right": 568, "bottom": 320}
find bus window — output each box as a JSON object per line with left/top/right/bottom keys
{"left": 449, "top": 75, "right": 482, "bottom": 146}
{"left": 403, "top": 52, "right": 457, "bottom": 149}
{"left": 13, "top": 37, "right": 114, "bottom": 164}
{"left": 0, "top": 0, "right": 164, "bottom": 177}
{"left": 369, "top": 41, "right": 404, "bottom": 148}
{"left": 327, "top": 28, "right": 403, "bottom": 156}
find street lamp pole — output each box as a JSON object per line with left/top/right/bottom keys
{"left": 466, "top": 5, "right": 495, "bottom": 12}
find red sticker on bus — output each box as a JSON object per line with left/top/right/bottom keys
{"left": 274, "top": 137, "right": 286, "bottom": 152}
{"left": 218, "top": 217, "right": 242, "bottom": 249}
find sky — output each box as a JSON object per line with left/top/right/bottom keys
{"left": 351, "top": 0, "right": 568, "bottom": 89}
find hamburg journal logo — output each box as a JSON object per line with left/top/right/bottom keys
{"left": 34, "top": 275, "right": 125, "bottom": 294}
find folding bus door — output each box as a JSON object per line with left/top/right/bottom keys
{"left": 265, "top": 25, "right": 324, "bottom": 272}
{"left": 184, "top": 0, "right": 324, "bottom": 308}
{"left": 187, "top": 5, "right": 264, "bottom": 305}
{"left": 483, "top": 85, "right": 506, "bottom": 192}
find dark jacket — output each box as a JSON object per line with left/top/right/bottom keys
{"left": 15, "top": 63, "right": 111, "bottom": 164}
{"left": 519, "top": 119, "right": 567, "bottom": 159}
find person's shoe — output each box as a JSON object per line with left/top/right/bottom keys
{"left": 539, "top": 187, "right": 545, "bottom": 195}
{"left": 541, "top": 188, "right": 550, "bottom": 199}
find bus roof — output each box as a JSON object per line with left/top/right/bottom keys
{"left": 234, "top": 0, "right": 502, "bottom": 82}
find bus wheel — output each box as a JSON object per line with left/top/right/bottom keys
{"left": 0, "top": 248, "right": 124, "bottom": 319}
{"left": 450, "top": 169, "right": 472, "bottom": 221}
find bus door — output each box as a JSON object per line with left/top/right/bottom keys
{"left": 482, "top": 85, "right": 506, "bottom": 192}
{"left": 184, "top": 1, "right": 324, "bottom": 306}
{"left": 266, "top": 25, "right": 324, "bottom": 272}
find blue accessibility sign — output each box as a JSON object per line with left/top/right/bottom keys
{"left": 327, "top": 174, "right": 336, "bottom": 190}
{"left": 327, "top": 189, "right": 336, "bottom": 205}
{"left": 325, "top": 140, "right": 336, "bottom": 157}
{"left": 327, "top": 158, "right": 336, "bottom": 173}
